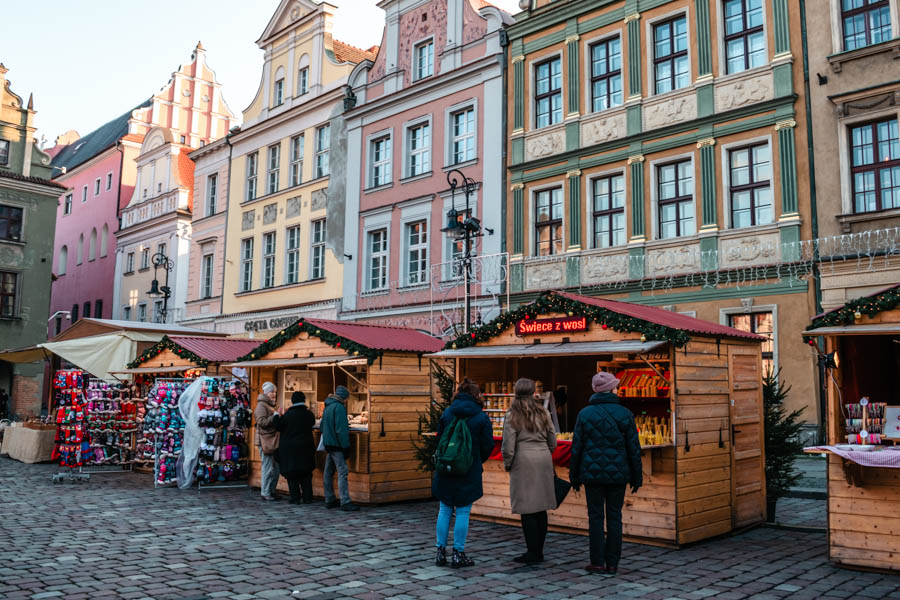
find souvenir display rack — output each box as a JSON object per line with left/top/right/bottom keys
{"left": 81, "top": 380, "right": 139, "bottom": 472}
{"left": 196, "top": 376, "right": 251, "bottom": 490}
{"left": 145, "top": 378, "right": 188, "bottom": 487}
{"left": 51, "top": 369, "right": 91, "bottom": 482}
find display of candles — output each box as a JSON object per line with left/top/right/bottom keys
{"left": 616, "top": 369, "right": 671, "bottom": 398}
{"left": 635, "top": 414, "right": 672, "bottom": 446}
{"left": 481, "top": 380, "right": 515, "bottom": 395}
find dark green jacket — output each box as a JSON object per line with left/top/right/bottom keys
{"left": 569, "top": 392, "right": 643, "bottom": 488}
{"left": 320, "top": 396, "right": 350, "bottom": 451}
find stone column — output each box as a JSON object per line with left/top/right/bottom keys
{"left": 567, "top": 170, "right": 582, "bottom": 249}
{"left": 628, "top": 155, "right": 645, "bottom": 240}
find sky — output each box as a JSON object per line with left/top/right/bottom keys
{"left": 3, "top": 0, "right": 521, "bottom": 148}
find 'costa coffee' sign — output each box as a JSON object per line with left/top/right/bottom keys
{"left": 516, "top": 316, "right": 588, "bottom": 335}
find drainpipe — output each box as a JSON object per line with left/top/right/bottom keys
{"left": 218, "top": 133, "right": 234, "bottom": 332}
{"left": 800, "top": 0, "right": 826, "bottom": 442}
{"left": 500, "top": 28, "right": 509, "bottom": 299}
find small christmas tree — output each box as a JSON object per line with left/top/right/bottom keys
{"left": 764, "top": 368, "right": 805, "bottom": 521}
{"left": 413, "top": 363, "right": 455, "bottom": 472}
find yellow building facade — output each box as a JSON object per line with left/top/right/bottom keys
{"left": 219, "top": 0, "right": 376, "bottom": 335}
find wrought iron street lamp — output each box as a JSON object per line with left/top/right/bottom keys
{"left": 441, "top": 169, "right": 483, "bottom": 333}
{"left": 147, "top": 251, "right": 174, "bottom": 323}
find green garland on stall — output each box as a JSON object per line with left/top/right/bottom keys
{"left": 236, "top": 320, "right": 382, "bottom": 364}
{"left": 807, "top": 283, "right": 900, "bottom": 330}
{"left": 126, "top": 335, "right": 208, "bottom": 369}
{"left": 444, "top": 290, "right": 691, "bottom": 350}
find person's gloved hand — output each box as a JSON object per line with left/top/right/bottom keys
{"left": 630, "top": 485, "right": 640, "bottom": 494}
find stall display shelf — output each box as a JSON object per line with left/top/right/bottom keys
{"left": 51, "top": 370, "right": 91, "bottom": 479}
{"left": 145, "top": 378, "right": 188, "bottom": 487}
{"left": 81, "top": 380, "right": 138, "bottom": 473}
{"left": 196, "top": 377, "right": 251, "bottom": 490}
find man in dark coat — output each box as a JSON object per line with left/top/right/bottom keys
{"left": 432, "top": 379, "right": 494, "bottom": 569}
{"left": 276, "top": 391, "right": 316, "bottom": 504}
{"left": 570, "top": 371, "right": 642, "bottom": 575}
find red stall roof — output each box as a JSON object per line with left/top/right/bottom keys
{"left": 302, "top": 319, "right": 444, "bottom": 353}
{"left": 556, "top": 291, "right": 765, "bottom": 341}
{"left": 167, "top": 336, "right": 261, "bottom": 362}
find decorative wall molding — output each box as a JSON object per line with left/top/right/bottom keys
{"left": 715, "top": 71, "right": 774, "bottom": 111}
{"left": 581, "top": 111, "right": 626, "bottom": 147}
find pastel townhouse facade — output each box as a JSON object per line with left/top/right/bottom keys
{"left": 181, "top": 135, "right": 232, "bottom": 327}
{"left": 804, "top": 0, "right": 900, "bottom": 310}
{"left": 216, "top": 0, "right": 376, "bottom": 337}
{"left": 48, "top": 43, "right": 234, "bottom": 334}
{"left": 0, "top": 63, "right": 66, "bottom": 417}
{"left": 114, "top": 128, "right": 195, "bottom": 324}
{"left": 505, "top": 0, "right": 818, "bottom": 437}
{"left": 339, "top": 0, "right": 512, "bottom": 335}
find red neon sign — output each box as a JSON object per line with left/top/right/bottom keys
{"left": 515, "top": 316, "right": 588, "bottom": 335}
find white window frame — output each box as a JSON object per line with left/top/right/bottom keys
{"left": 140, "top": 247, "right": 149, "bottom": 269}
{"left": 413, "top": 36, "right": 435, "bottom": 81}
{"left": 445, "top": 100, "right": 478, "bottom": 167}
{"left": 267, "top": 144, "right": 280, "bottom": 195}
{"left": 585, "top": 168, "right": 628, "bottom": 250}
{"left": 836, "top": 105, "right": 900, "bottom": 215}
{"left": 81, "top": 186, "right": 87, "bottom": 203}
{"left": 366, "top": 227, "right": 390, "bottom": 292}
{"left": 206, "top": 173, "right": 218, "bottom": 217}
{"left": 246, "top": 152, "right": 258, "bottom": 202}
{"left": 829, "top": 0, "right": 899, "bottom": 53}
{"left": 240, "top": 237, "right": 254, "bottom": 292}
{"left": 94, "top": 178, "right": 101, "bottom": 196}
{"left": 309, "top": 218, "right": 326, "bottom": 280}
{"left": 530, "top": 182, "right": 566, "bottom": 256}
{"left": 157, "top": 242, "right": 166, "bottom": 258}
{"left": 367, "top": 129, "right": 393, "bottom": 189}
{"left": 201, "top": 252, "right": 214, "bottom": 299}
{"left": 720, "top": 303, "right": 779, "bottom": 375}
{"left": 290, "top": 134, "right": 304, "bottom": 187}
{"left": 315, "top": 125, "right": 330, "bottom": 179}
{"left": 719, "top": 134, "right": 774, "bottom": 229}
{"left": 262, "top": 231, "right": 276, "bottom": 288}
{"left": 582, "top": 30, "right": 625, "bottom": 114}
{"left": 400, "top": 200, "right": 432, "bottom": 288}
{"left": 138, "top": 303, "right": 147, "bottom": 323}
{"left": 125, "top": 252, "right": 135, "bottom": 274}
{"left": 274, "top": 77, "right": 285, "bottom": 106}
{"left": 285, "top": 225, "right": 301, "bottom": 284}
{"left": 123, "top": 305, "right": 131, "bottom": 321}
{"left": 403, "top": 115, "right": 432, "bottom": 179}
{"left": 717, "top": 0, "right": 769, "bottom": 77}
{"left": 362, "top": 209, "right": 392, "bottom": 293}
{"left": 0, "top": 140, "right": 8, "bottom": 165}
{"left": 646, "top": 7, "right": 693, "bottom": 98}
{"left": 528, "top": 50, "right": 564, "bottom": 131}
{"left": 650, "top": 151, "right": 697, "bottom": 240}
{"left": 64, "top": 194, "right": 73, "bottom": 215}
{"left": 106, "top": 172, "right": 113, "bottom": 191}
{"left": 298, "top": 66, "right": 309, "bottom": 96}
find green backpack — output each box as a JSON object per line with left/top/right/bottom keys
{"left": 434, "top": 416, "right": 473, "bottom": 475}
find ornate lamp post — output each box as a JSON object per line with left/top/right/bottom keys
{"left": 147, "top": 251, "right": 173, "bottom": 323}
{"left": 441, "top": 169, "right": 483, "bottom": 333}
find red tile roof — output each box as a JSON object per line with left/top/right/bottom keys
{"left": 168, "top": 336, "right": 260, "bottom": 362}
{"left": 304, "top": 319, "right": 443, "bottom": 353}
{"left": 0, "top": 169, "right": 69, "bottom": 190}
{"left": 333, "top": 39, "right": 379, "bottom": 64}
{"left": 556, "top": 291, "right": 765, "bottom": 341}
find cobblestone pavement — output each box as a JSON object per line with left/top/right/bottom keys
{"left": 3, "top": 458, "right": 900, "bottom": 600}
{"left": 773, "top": 497, "right": 826, "bottom": 529}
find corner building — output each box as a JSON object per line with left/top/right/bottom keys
{"left": 216, "top": 0, "right": 376, "bottom": 337}
{"left": 506, "top": 0, "right": 818, "bottom": 438}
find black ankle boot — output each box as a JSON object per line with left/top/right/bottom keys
{"left": 451, "top": 550, "right": 474, "bottom": 568}
{"left": 435, "top": 546, "right": 447, "bottom": 566}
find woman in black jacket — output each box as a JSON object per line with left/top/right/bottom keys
{"left": 277, "top": 391, "right": 317, "bottom": 504}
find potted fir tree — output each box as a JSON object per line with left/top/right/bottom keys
{"left": 763, "top": 369, "right": 805, "bottom": 522}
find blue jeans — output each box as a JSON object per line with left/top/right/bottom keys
{"left": 435, "top": 502, "right": 472, "bottom": 552}
{"left": 323, "top": 450, "right": 351, "bottom": 505}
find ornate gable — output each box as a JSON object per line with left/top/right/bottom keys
{"left": 256, "top": 0, "right": 324, "bottom": 46}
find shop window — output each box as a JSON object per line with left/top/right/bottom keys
{"left": 405, "top": 220, "right": 428, "bottom": 286}
{"left": 370, "top": 135, "right": 392, "bottom": 187}
{"left": 240, "top": 238, "right": 253, "bottom": 292}
{"left": 590, "top": 37, "right": 623, "bottom": 112}
{"left": 285, "top": 226, "right": 300, "bottom": 284}
{"left": 729, "top": 143, "right": 773, "bottom": 227}
{"left": 315, "top": 125, "right": 330, "bottom": 178}
{"left": 262, "top": 231, "right": 276, "bottom": 288}
{"left": 592, "top": 175, "right": 625, "bottom": 248}
{"left": 407, "top": 122, "right": 430, "bottom": 177}
{"left": 310, "top": 218, "right": 326, "bottom": 280}
{"left": 267, "top": 144, "right": 280, "bottom": 195}
{"left": 850, "top": 118, "right": 900, "bottom": 213}
{"left": 653, "top": 16, "right": 689, "bottom": 94}
{"left": 723, "top": 0, "right": 766, "bottom": 74}
{"left": 414, "top": 39, "right": 434, "bottom": 80}
{"left": 534, "top": 187, "right": 563, "bottom": 256}
{"left": 729, "top": 311, "right": 775, "bottom": 374}
{"left": 0, "top": 272, "right": 17, "bottom": 317}
{"left": 246, "top": 152, "right": 258, "bottom": 202}
{"left": 206, "top": 174, "right": 217, "bottom": 216}
{"left": 0, "top": 204, "right": 23, "bottom": 242}
{"left": 450, "top": 107, "right": 475, "bottom": 165}
{"left": 290, "top": 135, "right": 304, "bottom": 187}
{"left": 657, "top": 159, "right": 695, "bottom": 239}
{"left": 367, "top": 228, "right": 388, "bottom": 291}
{"left": 534, "top": 57, "right": 562, "bottom": 129}
{"left": 842, "top": 0, "right": 892, "bottom": 50}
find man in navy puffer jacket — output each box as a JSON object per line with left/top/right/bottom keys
{"left": 569, "top": 371, "right": 642, "bottom": 575}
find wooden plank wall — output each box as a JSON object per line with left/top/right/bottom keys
{"left": 674, "top": 338, "right": 735, "bottom": 545}
{"left": 136, "top": 348, "right": 198, "bottom": 370}
{"left": 366, "top": 352, "right": 434, "bottom": 503}
{"left": 827, "top": 455, "right": 900, "bottom": 571}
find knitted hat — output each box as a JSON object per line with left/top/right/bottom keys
{"left": 335, "top": 385, "right": 350, "bottom": 400}
{"left": 291, "top": 391, "right": 306, "bottom": 405}
{"left": 592, "top": 371, "right": 619, "bottom": 393}
{"left": 262, "top": 382, "right": 276, "bottom": 394}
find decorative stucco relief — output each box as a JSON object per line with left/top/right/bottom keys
{"left": 263, "top": 203, "right": 277, "bottom": 225}
{"left": 0, "top": 244, "right": 24, "bottom": 268}
{"left": 525, "top": 129, "right": 565, "bottom": 161}
{"left": 286, "top": 196, "right": 302, "bottom": 219}
{"left": 581, "top": 112, "right": 626, "bottom": 147}
{"left": 581, "top": 253, "right": 629, "bottom": 285}
{"left": 716, "top": 72, "right": 774, "bottom": 111}
{"left": 719, "top": 233, "right": 779, "bottom": 268}
{"left": 241, "top": 209, "right": 255, "bottom": 231}
{"left": 462, "top": 0, "right": 487, "bottom": 44}
{"left": 311, "top": 189, "right": 327, "bottom": 211}
{"left": 644, "top": 94, "right": 697, "bottom": 130}
{"left": 525, "top": 262, "right": 565, "bottom": 290}
{"left": 646, "top": 244, "right": 701, "bottom": 277}
{"left": 398, "top": 0, "right": 448, "bottom": 88}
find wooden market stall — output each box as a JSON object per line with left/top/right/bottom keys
{"left": 229, "top": 318, "right": 443, "bottom": 504}
{"left": 118, "top": 335, "right": 260, "bottom": 378}
{"left": 803, "top": 284, "right": 900, "bottom": 572}
{"left": 429, "top": 291, "right": 766, "bottom": 547}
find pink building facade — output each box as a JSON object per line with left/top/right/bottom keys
{"left": 340, "top": 0, "right": 511, "bottom": 335}
{"left": 47, "top": 44, "right": 234, "bottom": 335}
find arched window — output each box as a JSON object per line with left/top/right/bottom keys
{"left": 58, "top": 245, "right": 68, "bottom": 275}
{"left": 100, "top": 224, "right": 108, "bottom": 257}
{"left": 297, "top": 54, "right": 310, "bottom": 95}
{"left": 89, "top": 228, "right": 97, "bottom": 261}
{"left": 77, "top": 234, "right": 83, "bottom": 265}
{"left": 273, "top": 66, "right": 285, "bottom": 106}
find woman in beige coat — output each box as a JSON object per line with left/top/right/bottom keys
{"left": 502, "top": 378, "right": 557, "bottom": 564}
